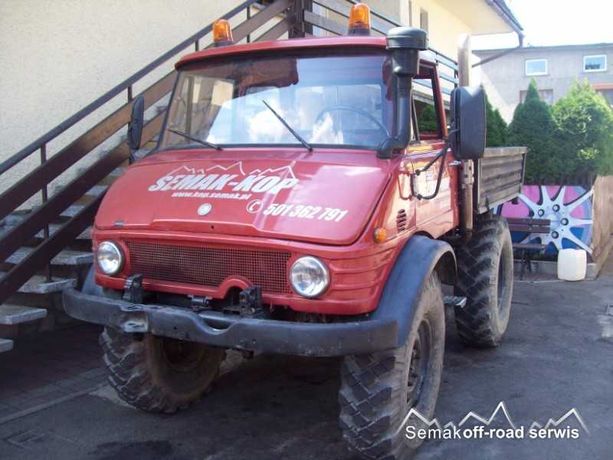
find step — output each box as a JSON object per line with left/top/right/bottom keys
{"left": 98, "top": 168, "right": 125, "bottom": 185}
{"left": 60, "top": 203, "right": 86, "bottom": 219}
{"left": 1, "top": 211, "right": 30, "bottom": 228}
{"left": 34, "top": 224, "right": 92, "bottom": 241}
{"left": 5, "top": 248, "right": 93, "bottom": 266}
{"left": 0, "top": 304, "right": 47, "bottom": 325}
{"left": 2, "top": 220, "right": 91, "bottom": 243}
{"left": 84, "top": 184, "right": 108, "bottom": 198}
{"left": 443, "top": 295, "right": 467, "bottom": 309}
{"left": 0, "top": 273, "right": 76, "bottom": 294}
{"left": 109, "top": 167, "right": 127, "bottom": 178}
{"left": 52, "top": 183, "right": 108, "bottom": 198}
{"left": 0, "top": 338, "right": 13, "bottom": 353}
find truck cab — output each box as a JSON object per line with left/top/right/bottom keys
{"left": 93, "top": 34, "right": 456, "bottom": 316}
{"left": 65, "top": 5, "right": 525, "bottom": 459}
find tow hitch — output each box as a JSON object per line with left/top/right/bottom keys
{"left": 223, "top": 286, "right": 264, "bottom": 317}
{"left": 123, "top": 274, "right": 144, "bottom": 303}
{"left": 191, "top": 286, "right": 265, "bottom": 318}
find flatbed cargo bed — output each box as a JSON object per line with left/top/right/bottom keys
{"left": 475, "top": 147, "right": 527, "bottom": 213}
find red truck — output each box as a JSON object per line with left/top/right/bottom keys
{"left": 65, "top": 5, "right": 526, "bottom": 458}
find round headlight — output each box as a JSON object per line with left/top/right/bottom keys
{"left": 96, "top": 241, "right": 124, "bottom": 276}
{"left": 290, "top": 256, "right": 330, "bottom": 298}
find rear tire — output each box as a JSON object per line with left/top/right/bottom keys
{"left": 100, "top": 327, "right": 225, "bottom": 413}
{"left": 454, "top": 215, "right": 514, "bottom": 347}
{"left": 338, "top": 272, "right": 445, "bottom": 459}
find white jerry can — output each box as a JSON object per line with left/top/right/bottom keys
{"left": 557, "top": 248, "right": 587, "bottom": 281}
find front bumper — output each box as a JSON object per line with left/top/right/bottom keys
{"left": 63, "top": 289, "right": 397, "bottom": 357}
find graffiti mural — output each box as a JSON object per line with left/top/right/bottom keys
{"left": 500, "top": 185, "right": 594, "bottom": 255}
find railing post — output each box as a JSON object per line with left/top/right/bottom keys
{"left": 288, "top": 0, "right": 306, "bottom": 38}
{"left": 127, "top": 85, "right": 133, "bottom": 102}
{"left": 195, "top": 39, "right": 200, "bottom": 51}
{"left": 40, "top": 144, "right": 52, "bottom": 281}
{"left": 246, "top": 5, "right": 251, "bottom": 43}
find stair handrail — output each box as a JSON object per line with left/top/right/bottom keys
{"left": 0, "top": 0, "right": 291, "bottom": 305}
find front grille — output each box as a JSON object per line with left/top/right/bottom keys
{"left": 126, "top": 241, "right": 291, "bottom": 294}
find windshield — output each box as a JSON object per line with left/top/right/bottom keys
{"left": 160, "top": 51, "right": 393, "bottom": 150}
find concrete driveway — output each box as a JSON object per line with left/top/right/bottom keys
{"left": 1, "top": 268, "right": 612, "bottom": 459}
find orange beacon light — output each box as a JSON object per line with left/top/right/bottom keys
{"left": 348, "top": 3, "right": 372, "bottom": 36}
{"left": 213, "top": 19, "right": 234, "bottom": 46}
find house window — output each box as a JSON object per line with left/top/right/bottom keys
{"left": 584, "top": 55, "right": 607, "bottom": 72}
{"left": 525, "top": 59, "right": 548, "bottom": 76}
{"left": 420, "top": 9, "right": 429, "bottom": 32}
{"left": 520, "top": 88, "right": 554, "bottom": 105}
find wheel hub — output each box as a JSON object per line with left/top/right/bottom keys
{"left": 161, "top": 338, "right": 207, "bottom": 372}
{"left": 407, "top": 320, "right": 431, "bottom": 407}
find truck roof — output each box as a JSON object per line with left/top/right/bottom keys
{"left": 176, "top": 36, "right": 390, "bottom": 69}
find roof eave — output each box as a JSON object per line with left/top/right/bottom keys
{"left": 486, "top": 0, "right": 524, "bottom": 36}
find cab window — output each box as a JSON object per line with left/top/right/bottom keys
{"left": 411, "top": 72, "right": 443, "bottom": 142}
{"left": 161, "top": 51, "right": 393, "bottom": 150}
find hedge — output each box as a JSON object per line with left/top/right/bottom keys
{"left": 507, "top": 80, "right": 613, "bottom": 185}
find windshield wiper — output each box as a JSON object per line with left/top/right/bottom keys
{"left": 262, "top": 100, "right": 312, "bottom": 151}
{"left": 167, "top": 128, "right": 222, "bottom": 150}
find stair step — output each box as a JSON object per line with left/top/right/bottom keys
{"left": 6, "top": 248, "right": 93, "bottom": 266}
{"left": 98, "top": 168, "right": 125, "bottom": 186}
{"left": 34, "top": 224, "right": 92, "bottom": 241}
{"left": 60, "top": 203, "right": 86, "bottom": 219}
{"left": 0, "top": 338, "right": 14, "bottom": 353}
{"left": 84, "top": 184, "right": 108, "bottom": 197}
{"left": 0, "top": 304, "right": 47, "bottom": 325}
{"left": 3, "top": 221, "right": 91, "bottom": 243}
{"left": 109, "top": 167, "right": 126, "bottom": 178}
{"left": 0, "top": 273, "right": 76, "bottom": 294}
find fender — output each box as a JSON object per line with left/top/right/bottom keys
{"left": 370, "top": 235, "right": 456, "bottom": 347}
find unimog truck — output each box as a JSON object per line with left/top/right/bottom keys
{"left": 65, "top": 5, "right": 526, "bottom": 458}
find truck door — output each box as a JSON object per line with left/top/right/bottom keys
{"left": 405, "top": 68, "right": 458, "bottom": 238}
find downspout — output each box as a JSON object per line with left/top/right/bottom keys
{"left": 472, "top": 33, "right": 524, "bottom": 68}
{"left": 474, "top": 0, "right": 525, "bottom": 68}
{"left": 486, "top": 0, "right": 524, "bottom": 36}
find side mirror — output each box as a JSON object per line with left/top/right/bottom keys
{"left": 450, "top": 86, "right": 486, "bottom": 160}
{"left": 127, "top": 95, "right": 145, "bottom": 152}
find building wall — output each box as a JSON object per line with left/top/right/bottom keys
{"left": 0, "top": 0, "right": 242, "bottom": 167}
{"left": 0, "top": 0, "right": 514, "bottom": 181}
{"left": 405, "top": 0, "right": 472, "bottom": 59}
{"left": 477, "top": 44, "right": 613, "bottom": 122}
{"left": 364, "top": 0, "right": 479, "bottom": 59}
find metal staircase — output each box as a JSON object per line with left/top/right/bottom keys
{"left": 0, "top": 0, "right": 457, "bottom": 352}
{"left": 0, "top": 0, "right": 301, "bottom": 352}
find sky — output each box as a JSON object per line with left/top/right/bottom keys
{"left": 472, "top": 0, "right": 613, "bottom": 50}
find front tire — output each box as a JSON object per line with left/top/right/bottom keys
{"left": 338, "top": 272, "right": 445, "bottom": 459}
{"left": 100, "top": 327, "right": 225, "bottom": 413}
{"left": 454, "top": 215, "right": 514, "bottom": 347}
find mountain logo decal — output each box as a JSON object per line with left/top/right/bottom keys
{"left": 148, "top": 161, "right": 299, "bottom": 195}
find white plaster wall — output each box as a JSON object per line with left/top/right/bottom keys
{"left": 0, "top": 0, "right": 242, "bottom": 179}
{"left": 0, "top": 0, "right": 514, "bottom": 208}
